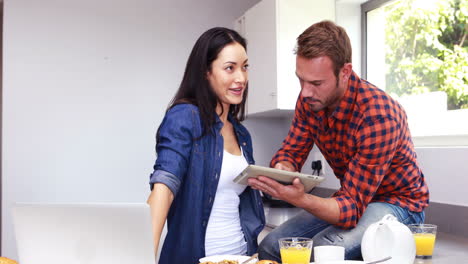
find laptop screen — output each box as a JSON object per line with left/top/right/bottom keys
{"left": 13, "top": 203, "right": 155, "bottom": 264}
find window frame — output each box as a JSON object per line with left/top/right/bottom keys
{"left": 361, "top": 0, "right": 392, "bottom": 80}
{"left": 360, "top": 0, "right": 468, "bottom": 147}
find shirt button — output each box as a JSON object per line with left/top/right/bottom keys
{"left": 218, "top": 152, "right": 221, "bottom": 157}
{"left": 209, "top": 197, "right": 213, "bottom": 203}
{"left": 203, "top": 221, "right": 207, "bottom": 227}
{"left": 242, "top": 142, "right": 246, "bottom": 146}
{"left": 215, "top": 173, "right": 219, "bottom": 179}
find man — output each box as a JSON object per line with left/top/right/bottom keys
{"left": 248, "top": 20, "right": 429, "bottom": 261}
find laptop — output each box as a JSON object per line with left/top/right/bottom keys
{"left": 12, "top": 203, "right": 155, "bottom": 264}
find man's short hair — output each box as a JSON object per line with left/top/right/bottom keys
{"left": 296, "top": 20, "right": 352, "bottom": 77}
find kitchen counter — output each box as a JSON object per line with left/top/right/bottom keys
{"left": 415, "top": 232, "right": 468, "bottom": 263}
{"left": 262, "top": 205, "right": 468, "bottom": 263}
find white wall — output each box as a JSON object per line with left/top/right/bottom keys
{"left": 244, "top": 117, "right": 291, "bottom": 168}
{"left": 415, "top": 147, "right": 468, "bottom": 206}
{"left": 336, "top": 0, "right": 363, "bottom": 76}
{"left": 2, "top": 0, "right": 260, "bottom": 259}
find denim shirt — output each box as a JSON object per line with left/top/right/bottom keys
{"left": 149, "top": 104, "right": 265, "bottom": 264}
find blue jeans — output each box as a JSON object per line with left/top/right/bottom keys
{"left": 258, "top": 202, "right": 425, "bottom": 262}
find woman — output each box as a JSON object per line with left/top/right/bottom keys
{"left": 147, "top": 27, "right": 265, "bottom": 264}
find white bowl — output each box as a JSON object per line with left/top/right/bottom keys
{"left": 199, "top": 255, "right": 257, "bottom": 263}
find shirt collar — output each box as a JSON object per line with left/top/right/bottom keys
{"left": 329, "top": 71, "right": 360, "bottom": 120}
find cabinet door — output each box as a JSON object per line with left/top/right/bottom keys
{"left": 276, "top": 0, "right": 335, "bottom": 110}
{"left": 242, "top": 0, "right": 335, "bottom": 116}
{"left": 244, "top": 0, "right": 278, "bottom": 115}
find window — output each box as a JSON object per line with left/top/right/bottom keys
{"left": 362, "top": 0, "right": 468, "bottom": 146}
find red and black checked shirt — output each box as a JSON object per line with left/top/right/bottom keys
{"left": 271, "top": 71, "right": 429, "bottom": 229}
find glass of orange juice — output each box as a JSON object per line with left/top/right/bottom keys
{"left": 408, "top": 224, "right": 437, "bottom": 259}
{"left": 279, "top": 237, "right": 313, "bottom": 264}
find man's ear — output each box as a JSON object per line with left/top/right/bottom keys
{"left": 341, "top": 63, "right": 353, "bottom": 82}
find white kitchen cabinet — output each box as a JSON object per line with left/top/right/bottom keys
{"left": 235, "top": 0, "right": 335, "bottom": 117}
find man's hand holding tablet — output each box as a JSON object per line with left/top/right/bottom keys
{"left": 234, "top": 163, "right": 324, "bottom": 203}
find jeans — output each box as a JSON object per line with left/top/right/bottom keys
{"left": 258, "top": 202, "right": 425, "bottom": 262}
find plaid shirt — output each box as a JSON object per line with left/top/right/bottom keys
{"left": 271, "top": 71, "right": 429, "bottom": 229}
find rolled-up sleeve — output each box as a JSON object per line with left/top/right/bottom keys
{"left": 149, "top": 105, "right": 195, "bottom": 196}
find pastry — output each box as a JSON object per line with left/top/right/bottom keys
{"left": 256, "top": 260, "right": 279, "bottom": 264}
{"left": 0, "top": 257, "right": 18, "bottom": 264}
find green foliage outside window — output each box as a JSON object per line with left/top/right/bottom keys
{"left": 384, "top": 0, "right": 467, "bottom": 109}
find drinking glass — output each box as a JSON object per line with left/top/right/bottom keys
{"left": 279, "top": 237, "right": 313, "bottom": 264}
{"left": 408, "top": 224, "right": 437, "bottom": 259}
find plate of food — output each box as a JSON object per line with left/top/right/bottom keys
{"left": 199, "top": 255, "right": 281, "bottom": 264}
{"left": 199, "top": 255, "right": 255, "bottom": 264}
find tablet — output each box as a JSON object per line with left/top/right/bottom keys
{"left": 233, "top": 164, "right": 325, "bottom": 193}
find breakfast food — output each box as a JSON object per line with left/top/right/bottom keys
{"left": 199, "top": 258, "right": 279, "bottom": 264}
{"left": 0, "top": 257, "right": 18, "bottom": 264}
{"left": 256, "top": 260, "right": 279, "bottom": 264}
{"left": 199, "top": 261, "right": 238, "bottom": 264}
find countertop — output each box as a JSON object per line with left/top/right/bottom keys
{"left": 416, "top": 232, "right": 468, "bottom": 263}
{"left": 262, "top": 205, "right": 468, "bottom": 264}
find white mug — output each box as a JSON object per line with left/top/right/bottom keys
{"left": 314, "top": 245, "right": 345, "bottom": 263}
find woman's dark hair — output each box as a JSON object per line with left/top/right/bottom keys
{"left": 168, "top": 27, "right": 248, "bottom": 136}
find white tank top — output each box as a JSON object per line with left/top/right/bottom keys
{"left": 205, "top": 148, "right": 248, "bottom": 256}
